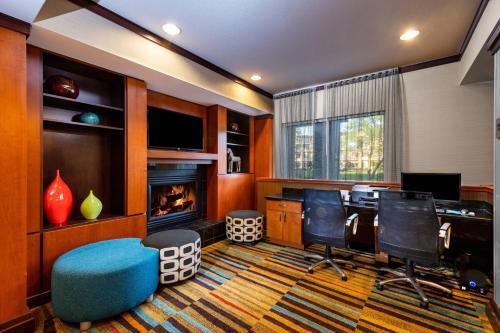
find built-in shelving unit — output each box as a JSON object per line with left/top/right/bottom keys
{"left": 226, "top": 109, "right": 250, "bottom": 173}
{"left": 41, "top": 52, "right": 126, "bottom": 230}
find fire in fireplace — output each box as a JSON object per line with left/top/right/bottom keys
{"left": 147, "top": 165, "right": 206, "bottom": 233}
{"left": 151, "top": 182, "right": 196, "bottom": 217}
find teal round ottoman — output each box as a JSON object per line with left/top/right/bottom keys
{"left": 51, "top": 238, "right": 159, "bottom": 330}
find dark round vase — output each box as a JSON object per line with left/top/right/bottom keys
{"left": 44, "top": 75, "right": 79, "bottom": 99}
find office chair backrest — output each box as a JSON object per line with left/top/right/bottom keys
{"left": 303, "top": 188, "right": 348, "bottom": 247}
{"left": 378, "top": 190, "right": 440, "bottom": 265}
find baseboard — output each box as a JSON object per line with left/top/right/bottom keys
{"left": 486, "top": 299, "right": 500, "bottom": 332}
{"left": 0, "top": 312, "right": 35, "bottom": 333}
{"left": 27, "top": 291, "right": 51, "bottom": 309}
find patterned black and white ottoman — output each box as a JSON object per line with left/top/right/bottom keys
{"left": 226, "top": 210, "right": 264, "bottom": 243}
{"left": 142, "top": 229, "right": 201, "bottom": 285}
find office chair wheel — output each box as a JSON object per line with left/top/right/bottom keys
{"left": 445, "top": 291, "right": 453, "bottom": 299}
{"left": 341, "top": 275, "right": 347, "bottom": 281}
{"left": 420, "top": 301, "right": 429, "bottom": 308}
{"left": 375, "top": 282, "right": 383, "bottom": 291}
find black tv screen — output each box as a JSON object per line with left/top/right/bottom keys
{"left": 148, "top": 107, "right": 203, "bottom": 151}
{"left": 401, "top": 173, "right": 461, "bottom": 201}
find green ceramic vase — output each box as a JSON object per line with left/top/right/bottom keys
{"left": 80, "top": 190, "right": 103, "bottom": 220}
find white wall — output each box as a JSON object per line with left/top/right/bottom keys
{"left": 403, "top": 62, "right": 493, "bottom": 185}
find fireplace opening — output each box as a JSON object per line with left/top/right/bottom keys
{"left": 151, "top": 182, "right": 196, "bottom": 217}
{"left": 147, "top": 164, "right": 206, "bottom": 233}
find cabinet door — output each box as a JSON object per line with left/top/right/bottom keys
{"left": 266, "top": 210, "right": 283, "bottom": 240}
{"left": 283, "top": 212, "right": 302, "bottom": 245}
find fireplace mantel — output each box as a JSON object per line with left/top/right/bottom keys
{"left": 147, "top": 149, "right": 218, "bottom": 164}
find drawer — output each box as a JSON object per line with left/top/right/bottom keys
{"left": 266, "top": 200, "right": 302, "bottom": 213}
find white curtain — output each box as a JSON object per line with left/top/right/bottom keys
{"left": 273, "top": 68, "right": 405, "bottom": 182}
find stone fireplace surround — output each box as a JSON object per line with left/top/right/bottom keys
{"left": 147, "top": 164, "right": 225, "bottom": 247}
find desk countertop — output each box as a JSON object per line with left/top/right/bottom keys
{"left": 265, "top": 193, "right": 493, "bottom": 221}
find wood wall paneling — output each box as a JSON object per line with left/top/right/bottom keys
{"left": 216, "top": 174, "right": 255, "bottom": 219}
{"left": 126, "top": 78, "right": 147, "bottom": 215}
{"left": 42, "top": 215, "right": 146, "bottom": 290}
{"left": 147, "top": 90, "right": 207, "bottom": 151}
{"left": 27, "top": 234, "right": 41, "bottom": 297}
{"left": 254, "top": 117, "right": 273, "bottom": 178}
{"left": 0, "top": 26, "right": 30, "bottom": 326}
{"left": 27, "top": 45, "right": 42, "bottom": 234}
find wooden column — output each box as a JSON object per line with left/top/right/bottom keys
{"left": 0, "top": 24, "right": 34, "bottom": 330}
{"left": 26, "top": 46, "right": 42, "bottom": 299}
{"left": 207, "top": 105, "right": 226, "bottom": 219}
{"left": 126, "top": 78, "right": 147, "bottom": 215}
{"left": 254, "top": 115, "right": 273, "bottom": 178}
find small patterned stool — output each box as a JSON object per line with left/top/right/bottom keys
{"left": 142, "top": 229, "right": 201, "bottom": 284}
{"left": 226, "top": 210, "right": 264, "bottom": 243}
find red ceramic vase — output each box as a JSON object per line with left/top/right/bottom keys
{"left": 44, "top": 169, "right": 73, "bottom": 226}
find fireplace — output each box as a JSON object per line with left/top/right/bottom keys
{"left": 147, "top": 165, "right": 206, "bottom": 233}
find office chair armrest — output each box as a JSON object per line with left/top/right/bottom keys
{"left": 373, "top": 214, "right": 378, "bottom": 227}
{"left": 346, "top": 213, "right": 359, "bottom": 235}
{"left": 438, "top": 222, "right": 451, "bottom": 249}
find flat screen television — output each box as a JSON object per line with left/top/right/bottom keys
{"left": 401, "top": 173, "right": 461, "bottom": 201}
{"left": 148, "top": 107, "right": 203, "bottom": 151}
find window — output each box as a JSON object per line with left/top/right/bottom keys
{"left": 291, "top": 125, "right": 314, "bottom": 178}
{"left": 338, "top": 113, "right": 384, "bottom": 181}
{"left": 290, "top": 112, "right": 384, "bottom": 181}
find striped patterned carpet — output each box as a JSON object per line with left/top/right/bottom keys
{"left": 33, "top": 240, "right": 495, "bottom": 332}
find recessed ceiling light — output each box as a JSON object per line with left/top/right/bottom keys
{"left": 250, "top": 74, "right": 262, "bottom": 81}
{"left": 162, "top": 23, "right": 181, "bottom": 36}
{"left": 400, "top": 29, "right": 420, "bottom": 41}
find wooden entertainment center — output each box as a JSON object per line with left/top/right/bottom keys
{"left": 24, "top": 46, "right": 272, "bottom": 306}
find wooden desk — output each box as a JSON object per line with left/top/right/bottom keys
{"left": 265, "top": 194, "right": 493, "bottom": 267}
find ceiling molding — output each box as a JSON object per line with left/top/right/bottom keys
{"left": 399, "top": 54, "right": 461, "bottom": 73}
{"left": 486, "top": 19, "right": 500, "bottom": 55}
{"left": 458, "top": 0, "right": 489, "bottom": 55}
{"left": 0, "top": 11, "right": 31, "bottom": 36}
{"left": 66, "top": 0, "right": 273, "bottom": 99}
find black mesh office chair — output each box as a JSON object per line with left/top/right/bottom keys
{"left": 303, "top": 188, "right": 359, "bottom": 281}
{"left": 375, "top": 190, "right": 452, "bottom": 307}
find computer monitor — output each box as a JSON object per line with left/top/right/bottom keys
{"left": 401, "top": 173, "right": 461, "bottom": 201}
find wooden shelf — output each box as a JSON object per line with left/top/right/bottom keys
{"left": 43, "top": 118, "right": 124, "bottom": 131}
{"left": 148, "top": 149, "right": 218, "bottom": 163}
{"left": 227, "top": 131, "right": 248, "bottom": 137}
{"left": 43, "top": 214, "right": 125, "bottom": 232}
{"left": 227, "top": 142, "right": 249, "bottom": 147}
{"left": 43, "top": 93, "right": 124, "bottom": 113}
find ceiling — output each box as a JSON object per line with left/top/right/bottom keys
{"left": 96, "top": 0, "right": 481, "bottom": 94}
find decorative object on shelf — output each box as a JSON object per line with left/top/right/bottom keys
{"left": 78, "top": 112, "right": 101, "bottom": 125}
{"left": 44, "top": 169, "right": 73, "bottom": 226}
{"left": 44, "top": 75, "right": 79, "bottom": 99}
{"left": 80, "top": 190, "right": 103, "bottom": 220}
{"left": 227, "top": 148, "right": 241, "bottom": 173}
{"left": 230, "top": 122, "right": 239, "bottom": 132}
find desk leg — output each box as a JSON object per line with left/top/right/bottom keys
{"left": 374, "top": 225, "right": 389, "bottom": 264}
